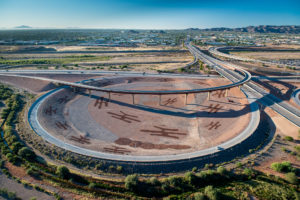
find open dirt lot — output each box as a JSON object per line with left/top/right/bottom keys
{"left": 1, "top": 46, "right": 194, "bottom": 72}
{"left": 37, "top": 76, "right": 251, "bottom": 156}
{"left": 0, "top": 74, "right": 105, "bottom": 93}
{"left": 230, "top": 51, "right": 300, "bottom": 60}
{"left": 0, "top": 45, "right": 185, "bottom": 53}
{"left": 0, "top": 168, "right": 54, "bottom": 200}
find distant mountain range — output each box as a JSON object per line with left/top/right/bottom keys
{"left": 14, "top": 25, "right": 32, "bottom": 29}
{"left": 9, "top": 25, "right": 300, "bottom": 34}
{"left": 187, "top": 25, "right": 300, "bottom": 34}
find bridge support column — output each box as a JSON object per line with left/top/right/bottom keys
{"left": 207, "top": 91, "right": 211, "bottom": 101}
{"left": 108, "top": 92, "right": 111, "bottom": 101}
{"left": 159, "top": 95, "right": 162, "bottom": 106}
{"left": 88, "top": 89, "right": 91, "bottom": 97}
{"left": 72, "top": 87, "right": 76, "bottom": 93}
{"left": 185, "top": 93, "right": 188, "bottom": 105}
{"left": 225, "top": 89, "right": 228, "bottom": 97}
{"left": 132, "top": 94, "right": 135, "bottom": 104}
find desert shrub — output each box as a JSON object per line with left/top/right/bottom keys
{"left": 147, "top": 177, "right": 160, "bottom": 186}
{"left": 184, "top": 172, "right": 197, "bottom": 186}
{"left": 236, "top": 162, "right": 242, "bottom": 168}
{"left": 0, "top": 160, "right": 4, "bottom": 168}
{"left": 204, "top": 185, "right": 220, "bottom": 200}
{"left": 95, "top": 162, "right": 105, "bottom": 170}
{"left": 69, "top": 173, "right": 89, "bottom": 185}
{"left": 179, "top": 68, "right": 186, "bottom": 72}
{"left": 294, "top": 146, "right": 300, "bottom": 153}
{"left": 193, "top": 192, "right": 206, "bottom": 200}
{"left": 108, "top": 165, "right": 115, "bottom": 173}
{"left": 271, "top": 161, "right": 293, "bottom": 173}
{"left": 204, "top": 163, "right": 214, "bottom": 169}
{"left": 166, "top": 176, "right": 184, "bottom": 188}
{"left": 243, "top": 168, "right": 254, "bottom": 179}
{"left": 119, "top": 65, "right": 128, "bottom": 69}
{"left": 0, "top": 188, "right": 17, "bottom": 200}
{"left": 5, "top": 153, "right": 20, "bottom": 164}
{"left": 249, "top": 180, "right": 295, "bottom": 199}
{"left": 5, "top": 135, "right": 18, "bottom": 145}
{"left": 125, "top": 174, "right": 139, "bottom": 191}
{"left": 116, "top": 165, "right": 123, "bottom": 173}
{"left": 196, "top": 169, "right": 227, "bottom": 185}
{"left": 281, "top": 147, "right": 288, "bottom": 153}
{"left": 26, "top": 167, "right": 40, "bottom": 178}
{"left": 284, "top": 136, "right": 294, "bottom": 142}
{"left": 295, "top": 191, "right": 300, "bottom": 200}
{"left": 10, "top": 142, "right": 23, "bottom": 153}
{"left": 216, "top": 166, "right": 227, "bottom": 175}
{"left": 88, "top": 182, "right": 96, "bottom": 189}
{"left": 285, "top": 172, "right": 298, "bottom": 184}
{"left": 7, "top": 191, "right": 16, "bottom": 199}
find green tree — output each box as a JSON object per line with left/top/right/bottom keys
{"left": 56, "top": 166, "right": 70, "bottom": 180}
{"left": 18, "top": 147, "right": 36, "bottom": 160}
{"left": 125, "top": 174, "right": 139, "bottom": 191}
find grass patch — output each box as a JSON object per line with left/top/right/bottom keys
{"left": 0, "top": 55, "right": 111, "bottom": 65}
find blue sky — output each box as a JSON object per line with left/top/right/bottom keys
{"left": 0, "top": 0, "right": 299, "bottom": 29}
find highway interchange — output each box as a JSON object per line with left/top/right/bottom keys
{"left": 0, "top": 43, "right": 299, "bottom": 163}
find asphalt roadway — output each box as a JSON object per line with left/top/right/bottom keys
{"left": 292, "top": 89, "right": 300, "bottom": 107}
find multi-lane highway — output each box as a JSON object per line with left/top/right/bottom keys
{"left": 186, "top": 43, "right": 300, "bottom": 126}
